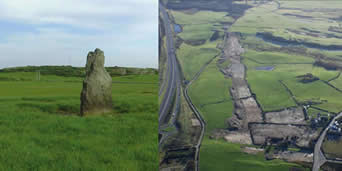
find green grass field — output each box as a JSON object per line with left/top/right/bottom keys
{"left": 244, "top": 49, "right": 341, "bottom": 112}
{"left": 243, "top": 49, "right": 314, "bottom": 64}
{"left": 188, "top": 58, "right": 233, "bottom": 133}
{"left": 284, "top": 79, "right": 342, "bottom": 113}
{"left": 330, "top": 74, "right": 342, "bottom": 90}
{"left": 323, "top": 139, "right": 342, "bottom": 159}
{"left": 230, "top": 1, "right": 342, "bottom": 46}
{"left": 200, "top": 137, "right": 307, "bottom": 171}
{"left": 177, "top": 40, "right": 220, "bottom": 80}
{"left": 0, "top": 71, "right": 158, "bottom": 170}
{"left": 171, "top": 10, "right": 233, "bottom": 41}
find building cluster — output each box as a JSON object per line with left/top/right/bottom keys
{"left": 329, "top": 120, "right": 342, "bottom": 133}
{"left": 310, "top": 113, "right": 329, "bottom": 128}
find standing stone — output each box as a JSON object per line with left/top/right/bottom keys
{"left": 80, "top": 48, "right": 112, "bottom": 116}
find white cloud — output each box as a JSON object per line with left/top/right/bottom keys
{"left": 0, "top": 0, "right": 158, "bottom": 29}
{"left": 0, "top": 0, "right": 158, "bottom": 69}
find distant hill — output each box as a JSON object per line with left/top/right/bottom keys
{"left": 0, "top": 66, "right": 158, "bottom": 77}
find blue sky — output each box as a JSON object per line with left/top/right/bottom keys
{"left": 0, "top": 0, "right": 158, "bottom": 69}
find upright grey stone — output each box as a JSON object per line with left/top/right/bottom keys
{"left": 80, "top": 48, "right": 112, "bottom": 116}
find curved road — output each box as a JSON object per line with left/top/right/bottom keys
{"left": 313, "top": 112, "right": 342, "bottom": 171}
{"left": 183, "top": 70, "right": 206, "bottom": 171}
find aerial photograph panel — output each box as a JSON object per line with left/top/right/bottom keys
{"left": 159, "top": 0, "right": 342, "bottom": 171}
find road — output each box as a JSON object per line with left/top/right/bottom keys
{"left": 183, "top": 73, "right": 206, "bottom": 171}
{"left": 312, "top": 112, "right": 342, "bottom": 171}
{"left": 159, "top": 4, "right": 180, "bottom": 126}
{"left": 159, "top": 4, "right": 205, "bottom": 171}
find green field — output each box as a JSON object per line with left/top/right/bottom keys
{"left": 188, "top": 58, "right": 233, "bottom": 133}
{"left": 330, "top": 74, "right": 342, "bottom": 90}
{"left": 171, "top": 10, "right": 233, "bottom": 41}
{"left": 284, "top": 79, "right": 342, "bottom": 113}
{"left": 171, "top": 9, "right": 230, "bottom": 81}
{"left": 0, "top": 71, "right": 158, "bottom": 170}
{"left": 323, "top": 138, "right": 342, "bottom": 159}
{"left": 230, "top": 1, "right": 342, "bottom": 47}
{"left": 200, "top": 137, "right": 307, "bottom": 171}
{"left": 244, "top": 50, "right": 341, "bottom": 111}
{"left": 243, "top": 49, "right": 314, "bottom": 64}
{"left": 177, "top": 40, "right": 220, "bottom": 80}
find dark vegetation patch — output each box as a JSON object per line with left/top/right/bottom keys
{"left": 160, "top": 147, "right": 196, "bottom": 170}
{"left": 0, "top": 77, "right": 31, "bottom": 81}
{"left": 220, "top": 21, "right": 233, "bottom": 25}
{"left": 175, "top": 36, "right": 184, "bottom": 49}
{"left": 296, "top": 73, "right": 319, "bottom": 83}
{"left": 17, "top": 103, "right": 79, "bottom": 115}
{"left": 21, "top": 97, "right": 56, "bottom": 102}
{"left": 181, "top": 8, "right": 199, "bottom": 15}
{"left": 210, "top": 31, "right": 220, "bottom": 41}
{"left": 241, "top": 35, "right": 309, "bottom": 56}
{"left": 330, "top": 16, "right": 342, "bottom": 22}
{"left": 279, "top": 7, "right": 342, "bottom": 13}
{"left": 283, "top": 13, "right": 313, "bottom": 19}
{"left": 314, "top": 59, "right": 342, "bottom": 70}
{"left": 167, "top": 0, "right": 251, "bottom": 19}
{"left": 322, "top": 162, "right": 342, "bottom": 171}
{"left": 328, "top": 26, "right": 342, "bottom": 34}
{"left": 199, "top": 48, "right": 219, "bottom": 53}
{"left": 289, "top": 167, "right": 306, "bottom": 171}
{"left": 0, "top": 66, "right": 158, "bottom": 77}
{"left": 287, "top": 29, "right": 321, "bottom": 38}
{"left": 301, "top": 27, "right": 320, "bottom": 34}
{"left": 184, "top": 39, "right": 206, "bottom": 46}
{"left": 256, "top": 32, "right": 342, "bottom": 50}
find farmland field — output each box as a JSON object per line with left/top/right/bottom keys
{"left": 0, "top": 69, "right": 158, "bottom": 171}
{"left": 188, "top": 58, "right": 233, "bottom": 133}
{"left": 199, "top": 137, "right": 307, "bottom": 171}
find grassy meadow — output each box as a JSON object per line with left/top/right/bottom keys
{"left": 171, "top": 10, "right": 233, "bottom": 41}
{"left": 230, "top": 1, "right": 342, "bottom": 47}
{"left": 200, "top": 137, "right": 308, "bottom": 171}
{"left": 243, "top": 50, "right": 341, "bottom": 112}
{"left": 188, "top": 58, "right": 233, "bottom": 133}
{"left": 176, "top": 40, "right": 220, "bottom": 80}
{"left": 231, "top": 0, "right": 342, "bottom": 113}
{"left": 323, "top": 137, "right": 342, "bottom": 159}
{"left": 171, "top": 9, "right": 229, "bottom": 80}
{"left": 0, "top": 69, "right": 158, "bottom": 170}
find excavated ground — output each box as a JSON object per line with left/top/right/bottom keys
{"left": 223, "top": 33, "right": 263, "bottom": 131}
{"left": 216, "top": 32, "right": 321, "bottom": 165}
{"left": 250, "top": 123, "right": 320, "bottom": 148}
{"left": 265, "top": 107, "right": 306, "bottom": 124}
